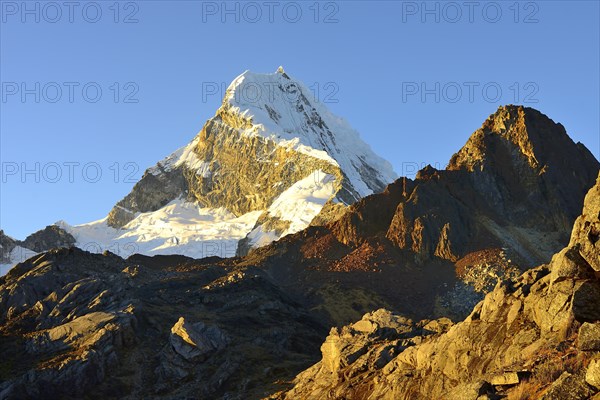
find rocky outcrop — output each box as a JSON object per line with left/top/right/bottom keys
{"left": 0, "top": 230, "right": 17, "bottom": 263}
{"left": 106, "top": 168, "right": 187, "bottom": 227}
{"left": 0, "top": 248, "right": 137, "bottom": 399}
{"left": 448, "top": 106, "right": 598, "bottom": 235}
{"left": 169, "top": 317, "right": 227, "bottom": 361}
{"left": 240, "top": 106, "right": 598, "bottom": 321}
{"left": 587, "top": 357, "right": 600, "bottom": 389}
{"left": 277, "top": 172, "right": 600, "bottom": 399}
{"left": 278, "top": 309, "right": 455, "bottom": 399}
{"left": 21, "top": 225, "right": 75, "bottom": 253}
{"left": 332, "top": 106, "right": 599, "bottom": 267}
{"left": 1, "top": 226, "right": 75, "bottom": 266}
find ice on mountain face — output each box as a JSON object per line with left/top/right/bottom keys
{"left": 266, "top": 170, "right": 336, "bottom": 233}
{"left": 61, "top": 200, "right": 263, "bottom": 259}
{"left": 246, "top": 170, "right": 337, "bottom": 248}
{"left": 223, "top": 69, "right": 397, "bottom": 199}
{"left": 149, "top": 137, "right": 210, "bottom": 177}
{"left": 0, "top": 246, "right": 37, "bottom": 276}
{"left": 64, "top": 170, "right": 335, "bottom": 257}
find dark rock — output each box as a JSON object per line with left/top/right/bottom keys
{"left": 21, "top": 225, "right": 75, "bottom": 253}
{"left": 572, "top": 281, "right": 600, "bottom": 322}
{"left": 541, "top": 372, "right": 593, "bottom": 400}
{"left": 169, "top": 317, "right": 227, "bottom": 361}
{"left": 0, "top": 230, "right": 18, "bottom": 263}
{"left": 578, "top": 322, "right": 600, "bottom": 351}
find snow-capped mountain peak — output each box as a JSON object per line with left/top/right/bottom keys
{"left": 222, "top": 69, "right": 396, "bottom": 200}
{"left": 4, "top": 68, "right": 397, "bottom": 266}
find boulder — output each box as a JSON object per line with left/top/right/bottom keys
{"left": 549, "top": 246, "right": 594, "bottom": 284}
{"left": 541, "top": 372, "right": 593, "bottom": 400}
{"left": 170, "top": 317, "right": 227, "bottom": 361}
{"left": 572, "top": 281, "right": 600, "bottom": 322}
{"left": 578, "top": 322, "right": 600, "bottom": 351}
{"left": 586, "top": 357, "right": 600, "bottom": 389}
{"left": 569, "top": 173, "right": 600, "bottom": 272}
{"left": 489, "top": 371, "right": 519, "bottom": 386}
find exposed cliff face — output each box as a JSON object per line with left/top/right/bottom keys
{"left": 277, "top": 173, "right": 600, "bottom": 400}
{"left": 0, "top": 231, "right": 17, "bottom": 264}
{"left": 329, "top": 105, "right": 599, "bottom": 268}
{"left": 20, "top": 225, "right": 75, "bottom": 253}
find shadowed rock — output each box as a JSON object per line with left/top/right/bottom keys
{"left": 276, "top": 173, "right": 600, "bottom": 399}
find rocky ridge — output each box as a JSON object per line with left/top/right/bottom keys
{"left": 334, "top": 106, "right": 598, "bottom": 266}
{"left": 0, "top": 227, "right": 74, "bottom": 266}
{"left": 277, "top": 172, "right": 600, "bottom": 399}
{"left": 240, "top": 105, "right": 599, "bottom": 320}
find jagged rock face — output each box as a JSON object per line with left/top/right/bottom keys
{"left": 383, "top": 173, "right": 474, "bottom": 263}
{"left": 107, "top": 124, "right": 342, "bottom": 229}
{"left": 187, "top": 115, "right": 343, "bottom": 215}
{"left": 106, "top": 168, "right": 187, "bottom": 227}
{"left": 0, "top": 248, "right": 137, "bottom": 399}
{"left": 448, "top": 105, "right": 599, "bottom": 233}
{"left": 0, "top": 230, "right": 17, "bottom": 263}
{"left": 277, "top": 173, "right": 600, "bottom": 400}
{"left": 21, "top": 225, "right": 75, "bottom": 253}
{"left": 102, "top": 69, "right": 396, "bottom": 256}
{"left": 1, "top": 227, "right": 74, "bottom": 267}
{"left": 330, "top": 106, "right": 599, "bottom": 268}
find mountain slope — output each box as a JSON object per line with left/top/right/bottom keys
{"left": 56, "top": 68, "right": 396, "bottom": 260}
{"left": 278, "top": 171, "right": 600, "bottom": 400}
{"left": 250, "top": 105, "right": 598, "bottom": 269}
{"left": 0, "top": 250, "right": 328, "bottom": 399}
{"left": 235, "top": 106, "right": 599, "bottom": 321}
{"left": 343, "top": 106, "right": 597, "bottom": 264}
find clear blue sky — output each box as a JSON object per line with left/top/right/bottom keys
{"left": 1, "top": 0, "right": 599, "bottom": 240}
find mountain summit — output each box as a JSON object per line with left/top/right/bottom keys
{"left": 324, "top": 105, "right": 598, "bottom": 266}
{"left": 54, "top": 68, "right": 396, "bottom": 259}
{"left": 448, "top": 105, "right": 598, "bottom": 233}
